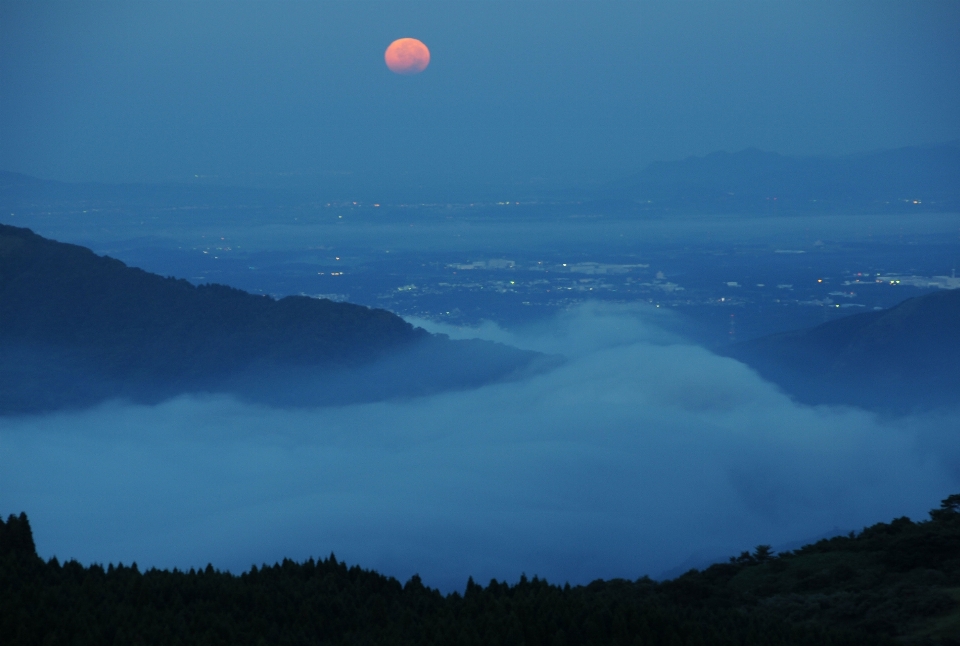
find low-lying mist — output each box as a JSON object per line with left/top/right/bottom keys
{"left": 2, "top": 303, "right": 957, "bottom": 592}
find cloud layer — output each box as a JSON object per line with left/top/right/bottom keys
{"left": 2, "top": 303, "right": 957, "bottom": 591}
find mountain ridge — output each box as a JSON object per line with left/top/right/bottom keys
{"left": 724, "top": 286, "right": 960, "bottom": 412}
{"left": 601, "top": 141, "right": 960, "bottom": 214}
{"left": 0, "top": 223, "right": 543, "bottom": 413}
{"left": 4, "top": 141, "right": 959, "bottom": 212}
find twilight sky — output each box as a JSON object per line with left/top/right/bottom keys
{"left": 1, "top": 0, "right": 959, "bottom": 192}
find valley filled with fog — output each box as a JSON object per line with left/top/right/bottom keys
{"left": 3, "top": 208, "right": 959, "bottom": 591}
{"left": 2, "top": 302, "right": 958, "bottom": 592}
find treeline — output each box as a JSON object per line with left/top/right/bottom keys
{"left": 5, "top": 497, "right": 960, "bottom": 645}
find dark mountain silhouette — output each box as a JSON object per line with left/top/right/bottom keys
{"left": 725, "top": 288, "right": 960, "bottom": 412}
{"left": 0, "top": 224, "right": 545, "bottom": 413}
{"left": 4, "top": 494, "right": 960, "bottom": 644}
{"left": 604, "top": 141, "right": 960, "bottom": 214}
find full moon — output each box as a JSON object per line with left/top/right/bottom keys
{"left": 384, "top": 38, "right": 430, "bottom": 75}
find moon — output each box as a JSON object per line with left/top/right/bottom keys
{"left": 385, "top": 38, "right": 430, "bottom": 75}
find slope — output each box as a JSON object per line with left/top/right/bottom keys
{"left": 0, "top": 224, "right": 542, "bottom": 413}
{"left": 725, "top": 287, "right": 960, "bottom": 412}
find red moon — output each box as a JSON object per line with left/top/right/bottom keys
{"left": 385, "top": 38, "right": 430, "bottom": 75}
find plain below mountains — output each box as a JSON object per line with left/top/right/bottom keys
{"left": 725, "top": 287, "right": 960, "bottom": 413}
{"left": 0, "top": 224, "right": 545, "bottom": 414}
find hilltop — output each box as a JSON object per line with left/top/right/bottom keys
{"left": 0, "top": 224, "right": 542, "bottom": 413}
{"left": 725, "top": 287, "right": 960, "bottom": 412}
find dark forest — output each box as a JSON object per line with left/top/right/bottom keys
{"left": 4, "top": 494, "right": 960, "bottom": 645}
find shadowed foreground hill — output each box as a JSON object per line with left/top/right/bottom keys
{"left": 3, "top": 496, "right": 960, "bottom": 645}
{"left": 725, "top": 287, "right": 960, "bottom": 413}
{"left": 0, "top": 224, "right": 543, "bottom": 413}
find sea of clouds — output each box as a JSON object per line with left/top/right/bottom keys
{"left": 2, "top": 302, "right": 958, "bottom": 592}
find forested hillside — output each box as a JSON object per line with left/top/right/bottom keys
{"left": 0, "top": 224, "right": 541, "bottom": 413}
{"left": 3, "top": 496, "right": 960, "bottom": 645}
{"left": 726, "top": 287, "right": 960, "bottom": 413}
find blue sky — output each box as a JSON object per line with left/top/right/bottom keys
{"left": 2, "top": 1, "right": 959, "bottom": 190}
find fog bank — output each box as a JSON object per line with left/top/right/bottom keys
{"left": 1, "top": 303, "right": 957, "bottom": 591}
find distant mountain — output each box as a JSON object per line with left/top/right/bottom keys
{"left": 4, "top": 141, "right": 959, "bottom": 214}
{"left": 0, "top": 224, "right": 543, "bottom": 413}
{"left": 0, "top": 170, "right": 292, "bottom": 211}
{"left": 725, "top": 287, "right": 960, "bottom": 412}
{"left": 604, "top": 141, "right": 960, "bottom": 214}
